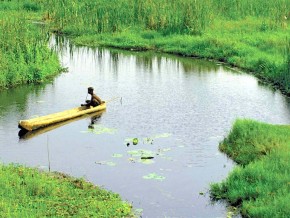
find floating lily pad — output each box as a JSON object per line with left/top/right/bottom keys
{"left": 143, "top": 173, "right": 165, "bottom": 181}
{"left": 133, "top": 208, "right": 143, "bottom": 217}
{"left": 95, "top": 161, "right": 116, "bottom": 166}
{"left": 112, "top": 154, "right": 123, "bottom": 158}
{"left": 127, "top": 149, "right": 155, "bottom": 157}
{"left": 85, "top": 125, "right": 117, "bottom": 135}
{"left": 133, "top": 138, "right": 139, "bottom": 145}
{"left": 124, "top": 137, "right": 139, "bottom": 146}
{"left": 143, "top": 137, "right": 154, "bottom": 144}
{"left": 127, "top": 150, "right": 141, "bottom": 156}
{"left": 139, "top": 159, "right": 155, "bottom": 165}
{"left": 124, "top": 138, "right": 134, "bottom": 142}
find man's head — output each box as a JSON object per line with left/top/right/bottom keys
{"left": 88, "top": 87, "right": 94, "bottom": 94}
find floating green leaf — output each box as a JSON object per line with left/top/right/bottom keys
{"left": 95, "top": 161, "right": 116, "bottom": 166}
{"left": 133, "top": 138, "right": 139, "bottom": 145}
{"left": 139, "top": 159, "right": 155, "bottom": 165}
{"left": 85, "top": 125, "right": 117, "bottom": 135}
{"left": 124, "top": 138, "right": 134, "bottom": 142}
{"left": 143, "top": 173, "right": 165, "bottom": 181}
{"left": 112, "top": 154, "right": 123, "bottom": 158}
{"left": 127, "top": 149, "right": 155, "bottom": 157}
{"left": 153, "top": 133, "right": 172, "bottom": 139}
{"left": 143, "top": 137, "right": 154, "bottom": 144}
{"left": 133, "top": 208, "right": 143, "bottom": 217}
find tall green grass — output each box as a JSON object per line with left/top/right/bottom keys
{"left": 0, "top": 1, "right": 61, "bottom": 89}
{"left": 41, "top": 0, "right": 290, "bottom": 95}
{"left": 0, "top": 164, "right": 133, "bottom": 217}
{"left": 45, "top": 0, "right": 289, "bottom": 35}
{"left": 45, "top": 0, "right": 209, "bottom": 35}
{"left": 210, "top": 120, "right": 290, "bottom": 217}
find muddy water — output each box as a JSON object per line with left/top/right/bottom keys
{"left": 1, "top": 37, "right": 290, "bottom": 217}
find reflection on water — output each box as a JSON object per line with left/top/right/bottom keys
{"left": 0, "top": 84, "right": 48, "bottom": 118}
{"left": 0, "top": 36, "right": 290, "bottom": 217}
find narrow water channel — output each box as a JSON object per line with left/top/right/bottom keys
{"left": 1, "top": 36, "right": 290, "bottom": 217}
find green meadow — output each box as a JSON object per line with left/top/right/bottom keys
{"left": 0, "top": 164, "right": 133, "bottom": 217}
{"left": 210, "top": 120, "right": 290, "bottom": 217}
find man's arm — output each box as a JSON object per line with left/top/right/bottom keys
{"left": 93, "top": 94, "right": 102, "bottom": 105}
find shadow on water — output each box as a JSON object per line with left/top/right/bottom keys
{"left": 18, "top": 110, "right": 105, "bottom": 140}
{"left": 0, "top": 84, "right": 48, "bottom": 117}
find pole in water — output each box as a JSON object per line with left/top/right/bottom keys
{"left": 47, "top": 135, "right": 51, "bottom": 172}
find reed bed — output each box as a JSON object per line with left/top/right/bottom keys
{"left": 45, "top": 0, "right": 289, "bottom": 35}
{"left": 0, "top": 1, "right": 60, "bottom": 89}
{"left": 42, "top": 0, "right": 290, "bottom": 95}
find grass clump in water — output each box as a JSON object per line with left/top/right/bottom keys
{"left": 210, "top": 119, "right": 290, "bottom": 218}
{"left": 0, "top": 164, "right": 133, "bottom": 217}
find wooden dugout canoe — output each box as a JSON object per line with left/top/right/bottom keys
{"left": 18, "top": 110, "right": 105, "bottom": 139}
{"left": 18, "top": 103, "right": 106, "bottom": 131}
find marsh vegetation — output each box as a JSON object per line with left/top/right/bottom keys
{"left": 210, "top": 120, "right": 290, "bottom": 217}
{"left": 43, "top": 0, "right": 290, "bottom": 95}
{"left": 1, "top": 1, "right": 290, "bottom": 217}
{"left": 0, "top": 164, "right": 133, "bottom": 217}
{"left": 0, "top": 1, "right": 61, "bottom": 89}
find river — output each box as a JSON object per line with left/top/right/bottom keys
{"left": 0, "top": 36, "right": 290, "bottom": 217}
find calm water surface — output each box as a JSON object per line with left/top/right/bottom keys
{"left": 1, "top": 37, "right": 290, "bottom": 217}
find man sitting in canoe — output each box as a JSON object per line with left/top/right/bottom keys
{"left": 81, "top": 87, "right": 103, "bottom": 107}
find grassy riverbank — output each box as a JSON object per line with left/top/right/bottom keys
{"left": 0, "top": 1, "right": 62, "bottom": 89}
{"left": 1, "top": 0, "right": 289, "bottom": 93}
{"left": 42, "top": 0, "right": 290, "bottom": 95}
{"left": 0, "top": 164, "right": 133, "bottom": 217}
{"left": 210, "top": 120, "right": 290, "bottom": 217}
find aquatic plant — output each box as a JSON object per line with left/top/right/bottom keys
{"left": 143, "top": 173, "right": 165, "bottom": 181}
{"left": 0, "top": 1, "right": 61, "bottom": 89}
{"left": 45, "top": 0, "right": 289, "bottom": 35}
{"left": 210, "top": 120, "right": 290, "bottom": 217}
